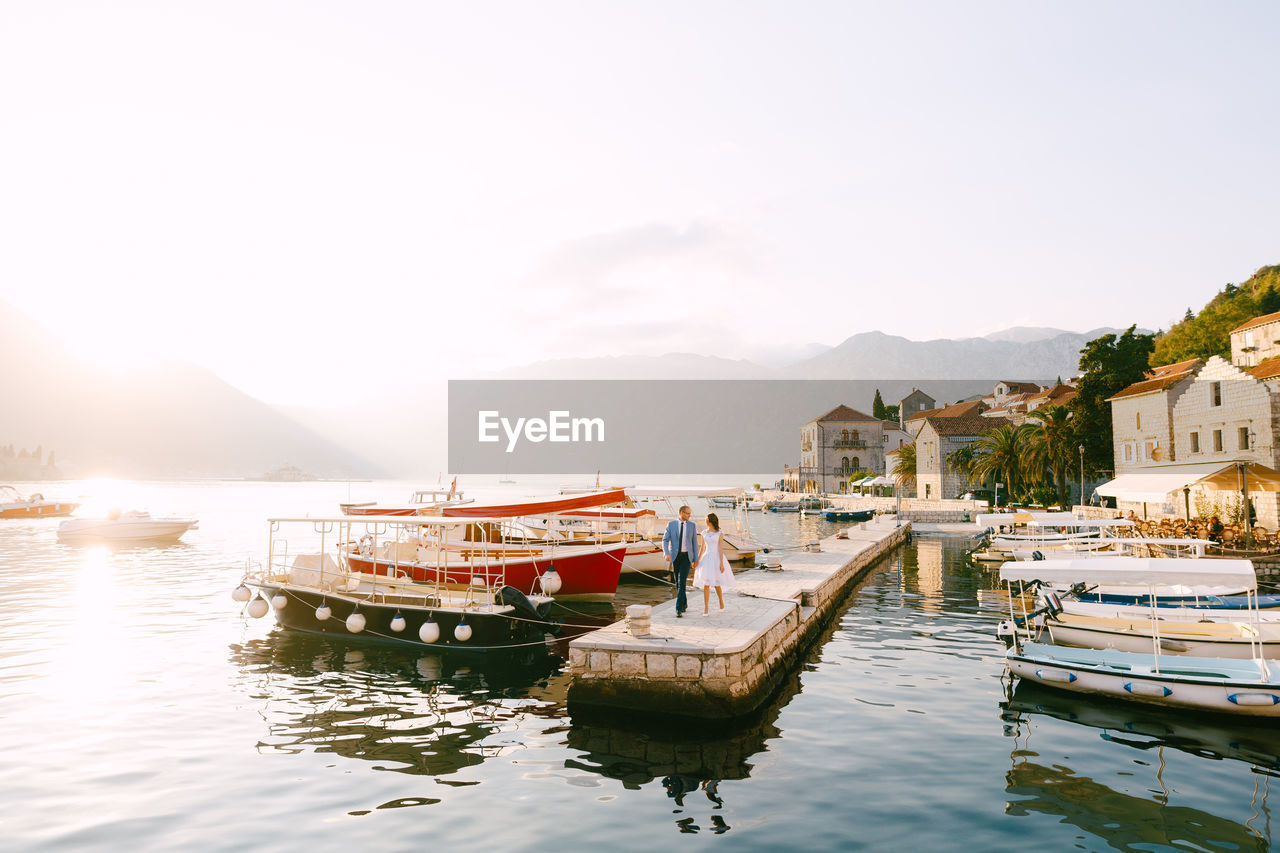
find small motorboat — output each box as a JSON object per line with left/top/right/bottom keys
{"left": 998, "top": 557, "right": 1280, "bottom": 715}
{"left": 58, "top": 511, "right": 198, "bottom": 543}
{"left": 0, "top": 485, "right": 78, "bottom": 519}
{"left": 823, "top": 508, "right": 875, "bottom": 522}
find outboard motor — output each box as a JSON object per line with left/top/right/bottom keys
{"left": 500, "top": 585, "right": 560, "bottom": 636}
{"left": 1031, "top": 550, "right": 1045, "bottom": 561}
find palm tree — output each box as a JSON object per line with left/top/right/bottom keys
{"left": 891, "top": 442, "right": 917, "bottom": 493}
{"left": 947, "top": 445, "right": 980, "bottom": 492}
{"left": 1022, "top": 405, "right": 1076, "bottom": 507}
{"left": 971, "top": 423, "right": 1032, "bottom": 504}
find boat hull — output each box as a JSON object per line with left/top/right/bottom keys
{"left": 345, "top": 543, "right": 625, "bottom": 601}
{"left": 1045, "top": 620, "right": 1280, "bottom": 660}
{"left": 0, "top": 501, "right": 78, "bottom": 519}
{"left": 58, "top": 518, "right": 196, "bottom": 542}
{"left": 1007, "top": 642, "right": 1280, "bottom": 716}
{"left": 251, "top": 583, "right": 550, "bottom": 654}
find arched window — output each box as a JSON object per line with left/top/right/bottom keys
{"left": 841, "top": 429, "right": 849, "bottom": 440}
{"left": 851, "top": 430, "right": 859, "bottom": 441}
{"left": 852, "top": 457, "right": 860, "bottom": 470}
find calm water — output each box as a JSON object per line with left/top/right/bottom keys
{"left": 2, "top": 479, "right": 1277, "bottom": 851}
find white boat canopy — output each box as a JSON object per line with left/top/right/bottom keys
{"left": 999, "top": 556, "right": 1257, "bottom": 590}
{"left": 973, "top": 511, "right": 1131, "bottom": 529}
{"left": 1095, "top": 460, "right": 1280, "bottom": 504}
{"left": 626, "top": 487, "right": 746, "bottom": 498}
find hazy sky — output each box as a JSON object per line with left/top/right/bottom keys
{"left": 2, "top": 1, "right": 1277, "bottom": 405}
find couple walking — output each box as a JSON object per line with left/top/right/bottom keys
{"left": 662, "top": 505, "right": 736, "bottom": 617}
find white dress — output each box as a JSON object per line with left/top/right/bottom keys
{"left": 692, "top": 530, "right": 736, "bottom": 590}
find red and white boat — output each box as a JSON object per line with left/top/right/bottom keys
{"left": 341, "top": 490, "right": 634, "bottom": 600}
{"left": 0, "top": 485, "right": 78, "bottom": 519}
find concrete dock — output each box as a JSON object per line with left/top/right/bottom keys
{"left": 567, "top": 516, "right": 911, "bottom": 719}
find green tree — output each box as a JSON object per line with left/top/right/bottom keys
{"left": 1022, "top": 405, "right": 1077, "bottom": 506}
{"left": 1150, "top": 265, "right": 1280, "bottom": 365}
{"left": 872, "top": 389, "right": 886, "bottom": 419}
{"left": 891, "top": 442, "right": 916, "bottom": 491}
{"left": 971, "top": 424, "right": 1032, "bottom": 503}
{"left": 946, "top": 445, "right": 980, "bottom": 492}
{"left": 1071, "top": 326, "right": 1155, "bottom": 478}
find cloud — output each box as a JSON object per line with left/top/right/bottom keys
{"left": 533, "top": 219, "right": 759, "bottom": 300}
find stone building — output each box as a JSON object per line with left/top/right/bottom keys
{"left": 1231, "top": 311, "right": 1280, "bottom": 368}
{"left": 904, "top": 399, "right": 987, "bottom": 438}
{"left": 915, "top": 414, "right": 1010, "bottom": 501}
{"left": 1103, "top": 313, "right": 1280, "bottom": 526}
{"left": 793, "top": 404, "right": 887, "bottom": 493}
{"left": 1108, "top": 359, "right": 1202, "bottom": 475}
{"left": 897, "top": 389, "right": 936, "bottom": 427}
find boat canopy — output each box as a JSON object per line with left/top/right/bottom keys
{"left": 999, "top": 556, "right": 1257, "bottom": 590}
{"left": 973, "top": 511, "right": 1131, "bottom": 529}
{"left": 440, "top": 489, "right": 628, "bottom": 518}
{"left": 625, "top": 487, "right": 746, "bottom": 498}
{"left": 1096, "top": 460, "right": 1280, "bottom": 504}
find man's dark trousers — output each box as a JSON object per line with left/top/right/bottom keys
{"left": 671, "top": 553, "right": 691, "bottom": 613}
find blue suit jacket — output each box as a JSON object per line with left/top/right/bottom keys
{"left": 662, "top": 519, "right": 701, "bottom": 562}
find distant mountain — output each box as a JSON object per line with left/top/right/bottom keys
{"left": 0, "top": 299, "right": 380, "bottom": 478}
{"left": 778, "top": 328, "right": 1136, "bottom": 379}
{"left": 983, "top": 326, "right": 1074, "bottom": 344}
{"left": 490, "top": 352, "right": 774, "bottom": 379}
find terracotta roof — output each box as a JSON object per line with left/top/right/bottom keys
{"left": 922, "top": 414, "right": 1011, "bottom": 436}
{"left": 906, "top": 399, "right": 987, "bottom": 422}
{"left": 998, "top": 381, "right": 1042, "bottom": 394}
{"left": 1027, "top": 384, "right": 1077, "bottom": 406}
{"left": 1108, "top": 358, "right": 1203, "bottom": 401}
{"left": 1251, "top": 356, "right": 1280, "bottom": 380}
{"left": 811, "top": 404, "right": 877, "bottom": 423}
{"left": 880, "top": 419, "right": 904, "bottom": 430}
{"left": 1233, "top": 311, "right": 1280, "bottom": 334}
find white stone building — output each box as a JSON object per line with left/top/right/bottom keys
{"left": 1231, "top": 311, "right": 1280, "bottom": 368}
{"left": 915, "top": 414, "right": 1010, "bottom": 501}
{"left": 794, "top": 405, "right": 888, "bottom": 494}
{"left": 1108, "top": 359, "right": 1202, "bottom": 476}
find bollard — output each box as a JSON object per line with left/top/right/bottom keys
{"left": 626, "top": 604, "right": 652, "bottom": 637}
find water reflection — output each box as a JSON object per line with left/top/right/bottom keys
{"left": 1001, "top": 681, "right": 1277, "bottom": 850}
{"left": 229, "top": 631, "right": 564, "bottom": 779}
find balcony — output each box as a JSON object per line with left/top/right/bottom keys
{"left": 831, "top": 439, "right": 868, "bottom": 449}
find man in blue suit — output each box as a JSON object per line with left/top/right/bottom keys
{"left": 662, "top": 504, "right": 700, "bottom": 617}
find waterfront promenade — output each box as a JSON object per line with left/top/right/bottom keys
{"left": 568, "top": 516, "right": 910, "bottom": 718}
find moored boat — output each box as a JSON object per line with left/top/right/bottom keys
{"left": 234, "top": 516, "right": 561, "bottom": 654}
{"left": 0, "top": 485, "right": 78, "bottom": 519}
{"left": 998, "top": 556, "right": 1280, "bottom": 715}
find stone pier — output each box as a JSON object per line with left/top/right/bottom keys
{"left": 567, "top": 516, "right": 911, "bottom": 719}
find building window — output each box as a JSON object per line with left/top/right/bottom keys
{"left": 1241, "top": 427, "right": 1250, "bottom": 450}
{"left": 1213, "top": 429, "right": 1223, "bottom": 452}
{"left": 1190, "top": 432, "right": 1200, "bottom": 453}
{"left": 1211, "top": 381, "right": 1222, "bottom": 407}
{"left": 1136, "top": 412, "right": 1141, "bottom": 430}
{"left": 841, "top": 430, "right": 849, "bottom": 440}
{"left": 925, "top": 484, "right": 932, "bottom": 498}
{"left": 850, "top": 430, "right": 859, "bottom": 441}
{"left": 1123, "top": 444, "right": 1133, "bottom": 462}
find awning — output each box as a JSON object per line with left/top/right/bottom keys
{"left": 625, "top": 487, "right": 745, "bottom": 498}
{"left": 999, "top": 556, "right": 1257, "bottom": 590}
{"left": 442, "top": 489, "right": 628, "bottom": 518}
{"left": 1095, "top": 461, "right": 1280, "bottom": 504}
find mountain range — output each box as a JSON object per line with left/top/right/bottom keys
{"left": 0, "top": 295, "right": 1128, "bottom": 477}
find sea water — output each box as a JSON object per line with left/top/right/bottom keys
{"left": 0, "top": 479, "right": 1274, "bottom": 850}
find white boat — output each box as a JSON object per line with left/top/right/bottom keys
{"left": 58, "top": 511, "right": 198, "bottom": 543}
{"left": 625, "top": 487, "right": 762, "bottom": 562}
{"left": 998, "top": 557, "right": 1280, "bottom": 715}
{"left": 1007, "top": 536, "right": 1209, "bottom": 561}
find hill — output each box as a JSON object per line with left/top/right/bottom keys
{"left": 0, "top": 299, "right": 380, "bottom": 478}
{"left": 1150, "top": 265, "right": 1280, "bottom": 366}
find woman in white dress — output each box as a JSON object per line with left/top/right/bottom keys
{"left": 693, "top": 513, "right": 736, "bottom": 616}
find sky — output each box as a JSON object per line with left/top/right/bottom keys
{"left": 2, "top": 1, "right": 1277, "bottom": 406}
